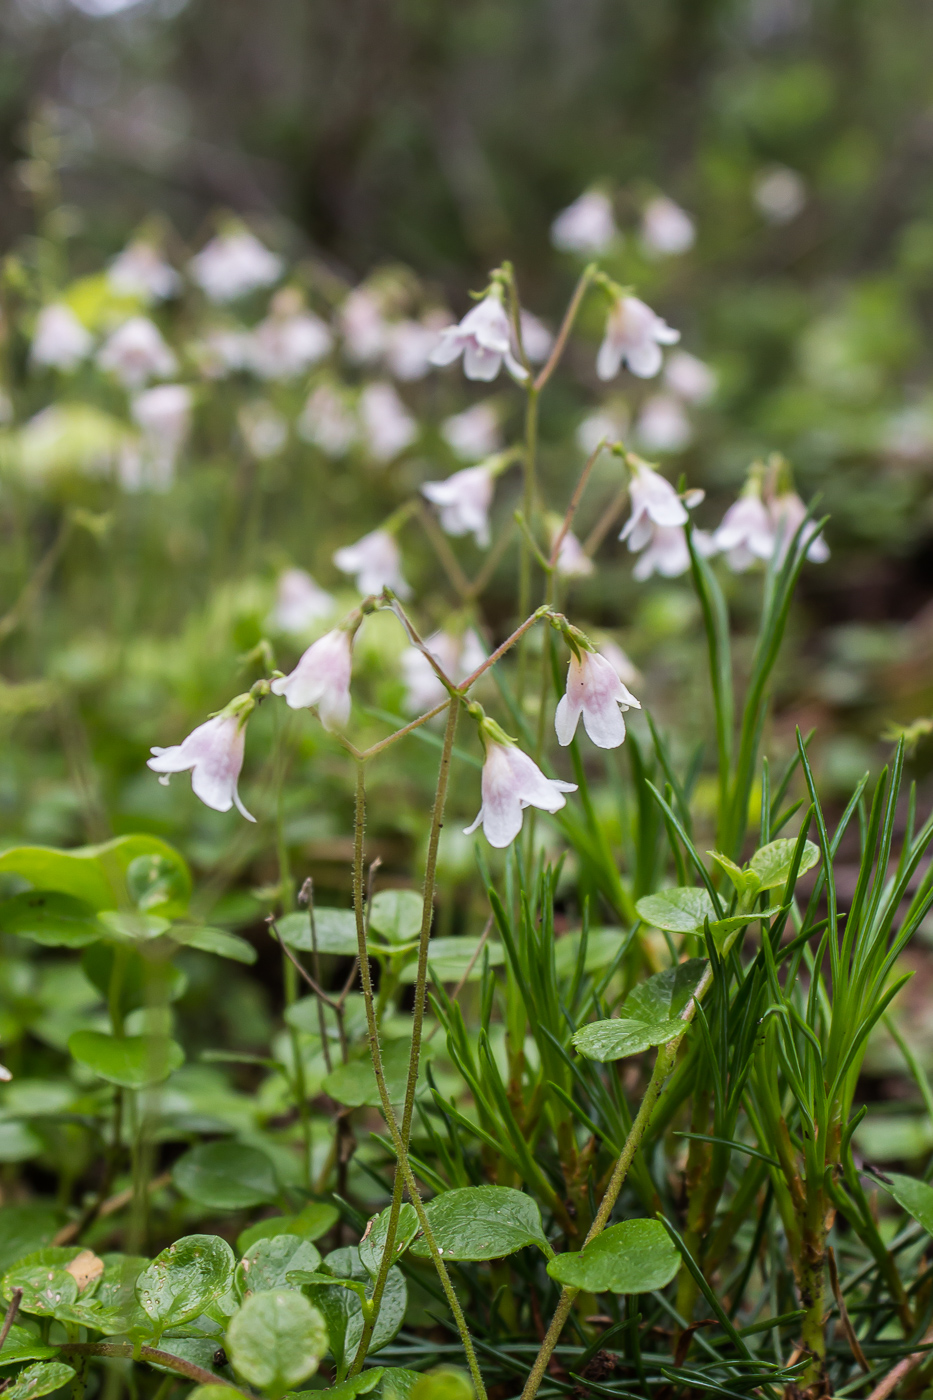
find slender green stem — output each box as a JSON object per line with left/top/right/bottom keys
{"left": 58, "top": 1343, "right": 246, "bottom": 1393}
{"left": 517, "top": 387, "right": 540, "bottom": 705}
{"left": 348, "top": 764, "right": 487, "bottom": 1400}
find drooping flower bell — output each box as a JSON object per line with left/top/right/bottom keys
{"left": 268, "top": 569, "right": 335, "bottom": 634}
{"left": 663, "top": 351, "right": 717, "bottom": 405}
{"left": 298, "top": 384, "right": 358, "bottom": 456}
{"left": 148, "top": 701, "right": 255, "bottom": 820}
{"left": 634, "top": 394, "right": 692, "bottom": 453}
{"left": 463, "top": 716, "right": 576, "bottom": 849}
{"left": 97, "top": 317, "right": 177, "bottom": 389}
{"left": 333, "top": 529, "right": 411, "bottom": 599}
{"left": 545, "top": 516, "right": 594, "bottom": 579}
{"left": 640, "top": 196, "right": 696, "bottom": 258}
{"left": 359, "top": 382, "right": 417, "bottom": 462}
{"left": 108, "top": 242, "right": 181, "bottom": 303}
{"left": 714, "top": 469, "right": 776, "bottom": 572}
{"left": 31, "top": 305, "right": 93, "bottom": 372}
{"left": 550, "top": 190, "right": 618, "bottom": 254}
{"left": 441, "top": 402, "right": 502, "bottom": 461}
{"left": 429, "top": 286, "right": 528, "bottom": 383}
{"left": 422, "top": 463, "right": 495, "bottom": 547}
{"left": 271, "top": 627, "right": 354, "bottom": 732}
{"left": 189, "top": 230, "right": 283, "bottom": 302}
{"left": 247, "top": 289, "right": 333, "bottom": 379}
{"left": 555, "top": 645, "right": 640, "bottom": 750}
{"left": 619, "top": 457, "right": 689, "bottom": 547}
{"left": 768, "top": 489, "right": 829, "bottom": 565}
{"left": 597, "top": 296, "right": 679, "bottom": 381}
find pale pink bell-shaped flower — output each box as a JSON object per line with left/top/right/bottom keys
{"left": 640, "top": 196, "right": 696, "bottom": 257}
{"left": 334, "top": 529, "right": 411, "bottom": 599}
{"left": 576, "top": 407, "right": 628, "bottom": 455}
{"left": 269, "top": 569, "right": 335, "bottom": 634}
{"left": 189, "top": 231, "right": 283, "bottom": 302}
{"left": 422, "top": 464, "right": 494, "bottom": 547}
{"left": 632, "top": 524, "right": 716, "bottom": 581}
{"left": 298, "top": 384, "right": 358, "bottom": 456}
{"left": 429, "top": 290, "right": 528, "bottom": 383}
{"left": 340, "top": 287, "right": 387, "bottom": 364}
{"left": 31, "top": 305, "right": 93, "bottom": 371}
{"left": 360, "top": 382, "right": 417, "bottom": 462}
{"left": 148, "top": 713, "right": 254, "bottom": 820}
{"left": 664, "top": 351, "right": 717, "bottom": 405}
{"left": 271, "top": 628, "right": 353, "bottom": 731}
{"left": 192, "top": 327, "right": 252, "bottom": 379}
{"left": 552, "top": 529, "right": 594, "bottom": 579}
{"left": 519, "top": 311, "right": 553, "bottom": 363}
{"left": 248, "top": 292, "right": 333, "bottom": 379}
{"left": 129, "top": 384, "right": 193, "bottom": 489}
{"left": 768, "top": 491, "right": 829, "bottom": 565}
{"left": 464, "top": 739, "right": 576, "bottom": 848}
{"left": 635, "top": 394, "right": 692, "bottom": 453}
{"left": 401, "top": 629, "right": 486, "bottom": 713}
{"left": 619, "top": 460, "right": 689, "bottom": 551}
{"left": 385, "top": 313, "right": 451, "bottom": 381}
{"left": 97, "top": 317, "right": 177, "bottom": 389}
{"left": 714, "top": 492, "right": 776, "bottom": 572}
{"left": 551, "top": 191, "right": 618, "bottom": 254}
{"left": 238, "top": 401, "right": 287, "bottom": 458}
{"left": 108, "top": 242, "right": 181, "bottom": 302}
{"left": 754, "top": 167, "right": 806, "bottom": 225}
{"left": 555, "top": 649, "right": 640, "bottom": 749}
{"left": 441, "top": 402, "right": 502, "bottom": 461}
{"left": 597, "top": 297, "right": 680, "bottom": 381}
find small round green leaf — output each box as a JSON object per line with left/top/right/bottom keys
{"left": 547, "top": 1218, "right": 679, "bottom": 1293}
{"left": 875, "top": 1171, "right": 933, "bottom": 1234}
{"left": 136, "top": 1235, "right": 235, "bottom": 1333}
{"left": 68, "top": 1030, "right": 184, "bottom": 1088}
{"left": 410, "top": 1369, "right": 474, "bottom": 1400}
{"left": 573, "top": 960, "right": 707, "bottom": 1063}
{"left": 226, "top": 1288, "right": 328, "bottom": 1391}
{"left": 2, "top": 1248, "right": 83, "bottom": 1317}
{"left": 236, "top": 1202, "right": 339, "bottom": 1257}
{"left": 398, "top": 938, "right": 505, "bottom": 984}
{"left": 5, "top": 1362, "right": 76, "bottom": 1400}
{"left": 0, "top": 891, "right": 103, "bottom": 948}
{"left": 277, "top": 909, "right": 358, "bottom": 956}
{"left": 170, "top": 925, "right": 256, "bottom": 964}
{"left": 408, "top": 1186, "right": 548, "bottom": 1261}
{"left": 636, "top": 889, "right": 715, "bottom": 934}
{"left": 359, "top": 1204, "right": 419, "bottom": 1279}
{"left": 368, "top": 890, "right": 421, "bottom": 944}
{"left": 125, "top": 854, "right": 190, "bottom": 917}
{"left": 291, "top": 1369, "right": 385, "bottom": 1400}
{"left": 322, "top": 1040, "right": 415, "bottom": 1109}
{"left": 173, "top": 1143, "right": 278, "bottom": 1211}
{"left": 311, "top": 1247, "right": 406, "bottom": 1371}
{"left": 0, "top": 1326, "right": 58, "bottom": 1367}
{"left": 748, "top": 838, "right": 820, "bottom": 891}
{"left": 236, "top": 1235, "right": 322, "bottom": 1297}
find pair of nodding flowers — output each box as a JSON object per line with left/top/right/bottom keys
{"left": 148, "top": 619, "right": 639, "bottom": 851}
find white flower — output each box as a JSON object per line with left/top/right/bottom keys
{"left": 551, "top": 529, "right": 594, "bottom": 579}
{"left": 429, "top": 289, "right": 528, "bottom": 383}
{"left": 753, "top": 167, "right": 806, "bottom": 225}
{"left": 97, "top": 317, "right": 177, "bottom": 388}
{"left": 597, "top": 296, "right": 680, "bottom": 381}
{"left": 191, "top": 328, "right": 252, "bottom": 379}
{"left": 714, "top": 487, "right": 776, "bottom": 572}
{"left": 189, "top": 231, "right": 283, "bottom": 302}
{"left": 464, "top": 738, "right": 576, "bottom": 848}
{"left": 422, "top": 464, "right": 494, "bottom": 547}
{"left": 598, "top": 640, "right": 642, "bottom": 689}
{"left": 248, "top": 292, "right": 333, "bottom": 379}
{"left": 385, "top": 313, "right": 451, "bottom": 381}
{"left": 298, "top": 384, "right": 358, "bottom": 456}
{"left": 340, "top": 288, "right": 387, "bottom": 364}
{"left": 664, "top": 351, "right": 717, "bottom": 405}
{"left": 768, "top": 491, "right": 829, "bottom": 565}
{"left": 631, "top": 525, "right": 715, "bottom": 581}
{"left": 360, "top": 382, "right": 417, "bottom": 462}
{"left": 555, "top": 649, "right": 640, "bottom": 749}
{"left": 334, "top": 529, "right": 411, "bottom": 599}
{"left": 519, "top": 311, "right": 553, "bottom": 364}
{"left": 551, "top": 191, "right": 617, "bottom": 254}
{"left": 575, "top": 407, "right": 629, "bottom": 455}
{"left": 238, "top": 401, "right": 287, "bottom": 458}
{"left": 268, "top": 569, "right": 335, "bottom": 634}
{"left": 271, "top": 628, "right": 353, "bottom": 731}
{"left": 640, "top": 196, "right": 696, "bottom": 257}
{"left": 619, "top": 459, "right": 689, "bottom": 550}
{"left": 108, "top": 242, "right": 180, "bottom": 302}
{"left": 401, "top": 629, "right": 486, "bottom": 713}
{"left": 148, "top": 713, "right": 254, "bottom": 820}
{"left": 634, "top": 394, "right": 692, "bottom": 453}
{"left": 128, "top": 384, "right": 193, "bottom": 489}
{"left": 31, "top": 305, "right": 93, "bottom": 371}
{"left": 441, "top": 402, "right": 501, "bottom": 461}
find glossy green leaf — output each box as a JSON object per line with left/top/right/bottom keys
{"left": 636, "top": 889, "right": 715, "bottom": 934}
{"left": 398, "top": 938, "right": 504, "bottom": 984}
{"left": 308, "top": 1247, "right": 406, "bottom": 1371}
{"left": 277, "top": 909, "right": 358, "bottom": 956}
{"left": 368, "top": 890, "right": 421, "bottom": 944}
{"left": 5, "top": 1361, "right": 75, "bottom": 1400}
{"left": 226, "top": 1288, "right": 328, "bottom": 1392}
{"left": 321, "top": 1040, "right": 415, "bottom": 1109}
{"left": 173, "top": 1143, "right": 278, "bottom": 1211}
{"left": 0, "top": 1326, "right": 58, "bottom": 1367}
{"left": 410, "top": 1370, "right": 473, "bottom": 1400}
{"left": 171, "top": 925, "right": 256, "bottom": 964}
{"left": 292, "top": 1367, "right": 385, "bottom": 1400}
{"left": 358, "top": 1204, "right": 419, "bottom": 1279}
{"left": 96, "top": 910, "right": 171, "bottom": 943}
{"left": 0, "top": 835, "right": 190, "bottom": 913}
{"left": 0, "top": 891, "right": 103, "bottom": 948}
{"left": 236, "top": 1234, "right": 322, "bottom": 1298}
{"left": 236, "top": 1203, "right": 338, "bottom": 1256}
{"left": 125, "top": 853, "right": 190, "bottom": 917}
{"left": 0, "top": 1207, "right": 64, "bottom": 1275}
{"left": 57, "top": 1253, "right": 148, "bottom": 1335}
{"left": 748, "top": 838, "right": 820, "bottom": 891}
{"left": 136, "top": 1235, "right": 235, "bottom": 1334}
{"left": 572, "top": 959, "right": 707, "bottom": 1062}
{"left": 875, "top": 1171, "right": 933, "bottom": 1234}
{"left": 408, "top": 1187, "right": 548, "bottom": 1261}
{"left": 68, "top": 1030, "right": 184, "bottom": 1088}
{"left": 2, "top": 1248, "right": 83, "bottom": 1317}
{"left": 546, "top": 1218, "right": 680, "bottom": 1293}
{"left": 381, "top": 1370, "right": 423, "bottom": 1400}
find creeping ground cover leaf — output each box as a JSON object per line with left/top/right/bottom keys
{"left": 277, "top": 909, "right": 358, "bottom": 956}
{"left": 368, "top": 889, "right": 422, "bottom": 944}
{"left": 573, "top": 959, "right": 707, "bottom": 1062}
{"left": 359, "top": 1204, "right": 419, "bottom": 1279}
{"left": 68, "top": 1031, "right": 184, "bottom": 1088}
{"left": 0, "top": 1327, "right": 59, "bottom": 1366}
{"left": 173, "top": 1142, "right": 279, "bottom": 1210}
{"left": 0, "top": 835, "right": 191, "bottom": 913}
{"left": 5, "top": 1362, "right": 76, "bottom": 1400}
{"left": 291, "top": 1246, "right": 406, "bottom": 1370}
{"left": 236, "top": 1202, "right": 338, "bottom": 1255}
{"left": 408, "top": 1186, "right": 549, "bottom": 1261}
{"left": 547, "top": 1219, "right": 680, "bottom": 1293}
{"left": 136, "top": 1235, "right": 235, "bottom": 1336}
{"left": 0, "top": 892, "right": 103, "bottom": 948}
{"left": 236, "top": 1234, "right": 322, "bottom": 1297}
{"left": 748, "top": 838, "right": 820, "bottom": 891}
{"left": 2, "top": 1247, "right": 84, "bottom": 1316}
{"left": 291, "top": 1369, "right": 384, "bottom": 1400}
{"left": 226, "top": 1288, "right": 328, "bottom": 1392}
{"left": 635, "top": 890, "right": 782, "bottom": 946}
{"left": 874, "top": 1172, "right": 933, "bottom": 1234}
